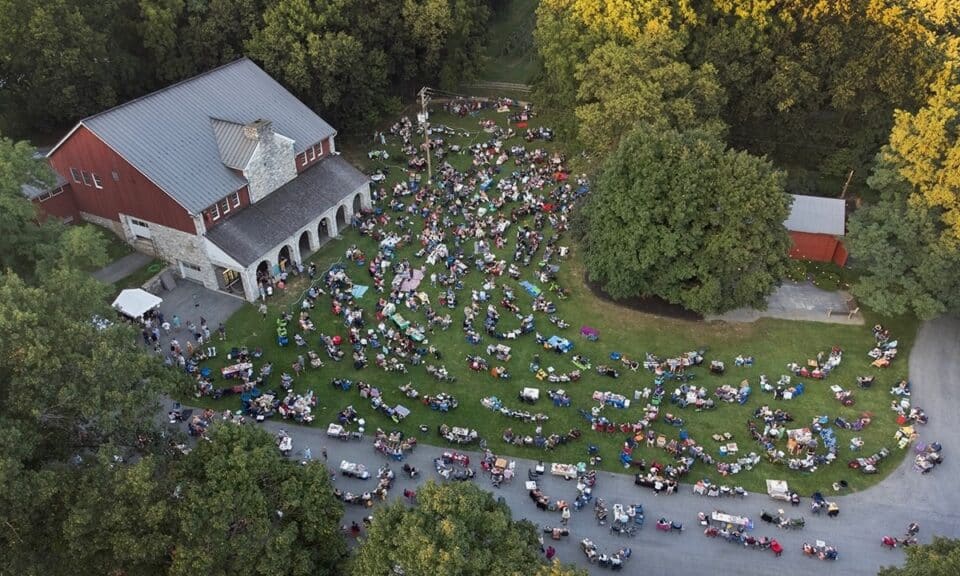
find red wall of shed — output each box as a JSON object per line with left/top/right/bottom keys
{"left": 789, "top": 231, "right": 848, "bottom": 266}
{"left": 47, "top": 125, "right": 195, "bottom": 233}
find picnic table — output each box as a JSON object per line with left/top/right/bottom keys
{"left": 221, "top": 362, "right": 252, "bottom": 379}
{"left": 711, "top": 511, "right": 752, "bottom": 529}
{"left": 766, "top": 479, "right": 791, "bottom": 501}
{"left": 551, "top": 463, "right": 578, "bottom": 480}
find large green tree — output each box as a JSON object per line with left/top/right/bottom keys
{"left": 581, "top": 124, "right": 792, "bottom": 315}
{"left": 0, "top": 136, "right": 62, "bottom": 278}
{"left": 351, "top": 481, "right": 543, "bottom": 576}
{"left": 245, "top": 0, "right": 395, "bottom": 130}
{"left": 168, "top": 424, "right": 346, "bottom": 576}
{"left": 574, "top": 31, "right": 726, "bottom": 154}
{"left": 878, "top": 537, "right": 960, "bottom": 576}
{"left": 846, "top": 154, "right": 960, "bottom": 319}
{"left": 879, "top": 56, "right": 960, "bottom": 240}
{"left": 0, "top": 0, "right": 142, "bottom": 136}
{"left": 0, "top": 268, "right": 172, "bottom": 574}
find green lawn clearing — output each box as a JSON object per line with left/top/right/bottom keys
{"left": 182, "top": 104, "right": 917, "bottom": 496}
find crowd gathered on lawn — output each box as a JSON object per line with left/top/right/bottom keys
{"left": 145, "top": 97, "right": 940, "bottom": 564}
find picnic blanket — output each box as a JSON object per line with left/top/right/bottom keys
{"left": 520, "top": 281, "right": 542, "bottom": 297}
{"left": 546, "top": 335, "right": 572, "bottom": 352}
{"left": 396, "top": 269, "right": 424, "bottom": 292}
{"left": 351, "top": 285, "right": 369, "bottom": 299}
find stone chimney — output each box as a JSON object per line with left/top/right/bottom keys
{"left": 243, "top": 119, "right": 273, "bottom": 141}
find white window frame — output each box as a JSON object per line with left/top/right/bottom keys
{"left": 50, "top": 186, "right": 63, "bottom": 198}
{"left": 130, "top": 218, "right": 149, "bottom": 228}
{"left": 308, "top": 146, "right": 316, "bottom": 161}
{"left": 230, "top": 192, "right": 241, "bottom": 208}
{"left": 81, "top": 171, "right": 92, "bottom": 186}
{"left": 210, "top": 203, "right": 220, "bottom": 221}
{"left": 300, "top": 152, "right": 308, "bottom": 166}
{"left": 219, "top": 198, "right": 231, "bottom": 215}
{"left": 70, "top": 168, "right": 81, "bottom": 183}
{"left": 92, "top": 173, "right": 103, "bottom": 189}
{"left": 37, "top": 192, "right": 51, "bottom": 202}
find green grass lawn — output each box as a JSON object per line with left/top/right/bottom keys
{"left": 181, "top": 105, "right": 917, "bottom": 496}
{"left": 785, "top": 259, "right": 862, "bottom": 292}
{"left": 113, "top": 258, "right": 165, "bottom": 292}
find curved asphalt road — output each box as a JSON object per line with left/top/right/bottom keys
{"left": 250, "top": 316, "right": 959, "bottom": 575}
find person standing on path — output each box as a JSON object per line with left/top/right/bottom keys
{"left": 322, "top": 446, "right": 328, "bottom": 461}
{"left": 172, "top": 315, "right": 181, "bottom": 329}
{"left": 218, "top": 323, "right": 226, "bottom": 341}
{"left": 259, "top": 302, "right": 268, "bottom": 319}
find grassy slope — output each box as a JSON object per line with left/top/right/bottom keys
{"left": 184, "top": 106, "right": 917, "bottom": 495}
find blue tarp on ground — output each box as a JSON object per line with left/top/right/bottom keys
{"left": 546, "top": 335, "right": 573, "bottom": 353}
{"left": 520, "top": 281, "right": 542, "bottom": 297}
{"left": 351, "top": 285, "right": 369, "bottom": 299}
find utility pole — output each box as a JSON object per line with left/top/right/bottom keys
{"left": 418, "top": 87, "right": 432, "bottom": 183}
{"left": 839, "top": 169, "right": 854, "bottom": 199}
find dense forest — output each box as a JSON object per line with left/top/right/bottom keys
{"left": 0, "top": 0, "right": 504, "bottom": 138}
{"left": 536, "top": 0, "right": 960, "bottom": 317}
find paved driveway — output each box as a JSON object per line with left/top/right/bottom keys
{"left": 154, "top": 280, "right": 245, "bottom": 354}
{"left": 707, "top": 282, "right": 863, "bottom": 325}
{"left": 92, "top": 252, "right": 153, "bottom": 284}
{"left": 187, "top": 316, "right": 958, "bottom": 575}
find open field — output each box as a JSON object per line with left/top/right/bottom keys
{"left": 182, "top": 103, "right": 916, "bottom": 495}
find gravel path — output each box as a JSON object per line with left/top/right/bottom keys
{"left": 235, "top": 316, "right": 959, "bottom": 574}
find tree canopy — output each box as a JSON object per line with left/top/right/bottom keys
{"left": 535, "top": 0, "right": 949, "bottom": 192}
{"left": 167, "top": 425, "right": 346, "bottom": 576}
{"left": 0, "top": 136, "right": 63, "bottom": 278}
{"left": 881, "top": 54, "right": 960, "bottom": 240}
{"left": 351, "top": 481, "right": 545, "bottom": 576}
{"left": 878, "top": 537, "right": 960, "bottom": 576}
{"left": 845, "top": 153, "right": 960, "bottom": 319}
{"left": 0, "top": 0, "right": 500, "bottom": 137}
{"left": 574, "top": 31, "right": 726, "bottom": 154}
{"left": 580, "top": 124, "right": 792, "bottom": 315}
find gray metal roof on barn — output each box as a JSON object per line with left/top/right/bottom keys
{"left": 210, "top": 118, "right": 259, "bottom": 170}
{"left": 74, "top": 58, "right": 335, "bottom": 213}
{"left": 785, "top": 194, "right": 846, "bottom": 236}
{"left": 206, "top": 155, "right": 369, "bottom": 267}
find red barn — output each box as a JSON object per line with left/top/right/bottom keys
{"left": 35, "top": 58, "right": 370, "bottom": 301}
{"left": 785, "top": 194, "right": 848, "bottom": 266}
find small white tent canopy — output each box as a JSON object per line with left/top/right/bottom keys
{"left": 112, "top": 288, "right": 163, "bottom": 320}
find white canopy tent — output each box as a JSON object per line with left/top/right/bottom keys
{"left": 112, "top": 288, "right": 163, "bottom": 320}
